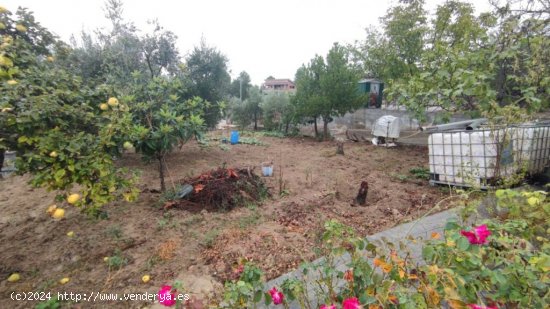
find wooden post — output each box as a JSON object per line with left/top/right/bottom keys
{"left": 355, "top": 181, "right": 368, "bottom": 206}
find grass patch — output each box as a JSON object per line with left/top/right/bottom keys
{"left": 237, "top": 211, "right": 262, "bottom": 229}
{"left": 409, "top": 167, "right": 430, "bottom": 180}
{"left": 201, "top": 229, "right": 220, "bottom": 248}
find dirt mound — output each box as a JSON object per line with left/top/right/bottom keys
{"left": 165, "top": 167, "right": 269, "bottom": 211}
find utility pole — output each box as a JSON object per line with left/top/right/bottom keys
{"left": 239, "top": 77, "right": 243, "bottom": 101}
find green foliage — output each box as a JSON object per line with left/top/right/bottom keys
{"left": 409, "top": 167, "right": 430, "bottom": 180}
{"left": 130, "top": 75, "right": 206, "bottom": 191}
{"left": 422, "top": 190, "right": 549, "bottom": 308}
{"left": 229, "top": 86, "right": 262, "bottom": 130}
{"left": 222, "top": 264, "right": 264, "bottom": 308}
{"left": 229, "top": 71, "right": 251, "bottom": 100}
{"left": 379, "top": 0, "right": 549, "bottom": 121}
{"left": 202, "top": 229, "right": 219, "bottom": 248}
{"left": 107, "top": 249, "right": 128, "bottom": 270}
{"left": 260, "top": 92, "right": 294, "bottom": 132}
{"left": 220, "top": 189, "right": 549, "bottom": 308}
{"left": 186, "top": 39, "right": 231, "bottom": 128}
{"left": 294, "top": 43, "right": 363, "bottom": 139}
{"left": 35, "top": 297, "right": 60, "bottom": 309}
{"left": 293, "top": 55, "right": 325, "bottom": 136}
{"left": 238, "top": 137, "right": 267, "bottom": 146}
{"left": 0, "top": 7, "right": 137, "bottom": 215}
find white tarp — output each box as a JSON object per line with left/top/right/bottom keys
{"left": 372, "top": 115, "right": 400, "bottom": 138}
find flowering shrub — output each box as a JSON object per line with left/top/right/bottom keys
{"left": 460, "top": 224, "right": 491, "bottom": 245}
{"left": 220, "top": 189, "right": 548, "bottom": 308}
{"left": 158, "top": 285, "right": 177, "bottom": 307}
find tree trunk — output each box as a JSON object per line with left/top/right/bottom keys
{"left": 313, "top": 117, "right": 318, "bottom": 138}
{"left": 253, "top": 111, "right": 258, "bottom": 131}
{"left": 0, "top": 149, "right": 4, "bottom": 179}
{"left": 323, "top": 116, "right": 329, "bottom": 141}
{"left": 158, "top": 156, "right": 166, "bottom": 192}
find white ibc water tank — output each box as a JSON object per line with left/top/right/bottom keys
{"left": 428, "top": 124, "right": 550, "bottom": 188}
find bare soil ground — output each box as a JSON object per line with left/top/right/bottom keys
{"left": 0, "top": 132, "right": 447, "bottom": 308}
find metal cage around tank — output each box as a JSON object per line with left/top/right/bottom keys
{"left": 428, "top": 123, "right": 550, "bottom": 188}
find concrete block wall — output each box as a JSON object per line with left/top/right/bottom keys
{"left": 331, "top": 108, "right": 470, "bottom": 131}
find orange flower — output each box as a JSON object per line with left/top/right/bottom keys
{"left": 388, "top": 295, "right": 398, "bottom": 304}
{"left": 398, "top": 269, "right": 405, "bottom": 278}
{"left": 431, "top": 232, "right": 441, "bottom": 239}
{"left": 373, "top": 258, "right": 383, "bottom": 267}
{"left": 368, "top": 305, "right": 381, "bottom": 309}
{"left": 381, "top": 263, "right": 392, "bottom": 273}
{"left": 408, "top": 274, "right": 418, "bottom": 280}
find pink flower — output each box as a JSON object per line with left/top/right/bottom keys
{"left": 269, "top": 287, "right": 284, "bottom": 305}
{"left": 343, "top": 297, "right": 362, "bottom": 309}
{"left": 157, "top": 285, "right": 176, "bottom": 307}
{"left": 320, "top": 305, "right": 337, "bottom": 309}
{"left": 460, "top": 224, "right": 491, "bottom": 245}
{"left": 468, "top": 304, "right": 498, "bottom": 309}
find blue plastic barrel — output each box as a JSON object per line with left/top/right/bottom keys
{"left": 230, "top": 131, "right": 239, "bottom": 145}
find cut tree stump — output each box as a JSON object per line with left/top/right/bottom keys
{"left": 355, "top": 181, "right": 368, "bottom": 206}
{"left": 336, "top": 139, "right": 344, "bottom": 155}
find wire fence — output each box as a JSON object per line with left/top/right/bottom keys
{"left": 428, "top": 123, "right": 550, "bottom": 188}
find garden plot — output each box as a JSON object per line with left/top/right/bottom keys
{"left": 0, "top": 134, "right": 446, "bottom": 307}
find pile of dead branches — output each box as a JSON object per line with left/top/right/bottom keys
{"left": 166, "top": 167, "right": 269, "bottom": 211}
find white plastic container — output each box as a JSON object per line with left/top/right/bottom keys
{"left": 512, "top": 125, "right": 550, "bottom": 174}
{"left": 428, "top": 124, "right": 550, "bottom": 188}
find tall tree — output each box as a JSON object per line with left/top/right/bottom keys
{"left": 294, "top": 44, "right": 363, "bottom": 139}
{"left": 229, "top": 85, "right": 262, "bottom": 130}
{"left": 0, "top": 6, "right": 138, "bottom": 214}
{"left": 386, "top": 0, "right": 549, "bottom": 121}
{"left": 260, "top": 92, "right": 294, "bottom": 132}
{"left": 186, "top": 39, "right": 231, "bottom": 128}
{"left": 318, "top": 43, "right": 363, "bottom": 139}
{"left": 293, "top": 56, "right": 325, "bottom": 137}
{"left": 380, "top": 0, "right": 427, "bottom": 78}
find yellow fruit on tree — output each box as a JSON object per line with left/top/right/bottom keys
{"left": 47, "top": 56, "right": 54, "bottom": 62}
{"left": 52, "top": 208, "right": 65, "bottom": 219}
{"left": 15, "top": 24, "right": 27, "bottom": 32}
{"left": 49, "top": 151, "right": 58, "bottom": 158}
{"left": 67, "top": 231, "right": 74, "bottom": 237}
{"left": 123, "top": 141, "right": 133, "bottom": 150}
{"left": 99, "top": 103, "right": 109, "bottom": 111}
{"left": 67, "top": 193, "right": 81, "bottom": 204}
{"left": 0, "top": 55, "right": 13, "bottom": 67}
{"left": 7, "top": 273, "right": 20, "bottom": 282}
{"left": 59, "top": 277, "right": 70, "bottom": 284}
{"left": 7, "top": 80, "right": 17, "bottom": 85}
{"left": 527, "top": 197, "right": 540, "bottom": 206}
{"left": 107, "top": 97, "right": 119, "bottom": 107}
{"left": 142, "top": 275, "right": 151, "bottom": 283}
{"left": 46, "top": 205, "right": 57, "bottom": 215}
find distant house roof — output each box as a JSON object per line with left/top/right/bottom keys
{"left": 358, "top": 78, "right": 382, "bottom": 84}
{"left": 263, "top": 78, "right": 294, "bottom": 86}
{"left": 261, "top": 78, "right": 296, "bottom": 92}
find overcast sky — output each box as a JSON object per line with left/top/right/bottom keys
{"left": 4, "top": 0, "right": 492, "bottom": 86}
